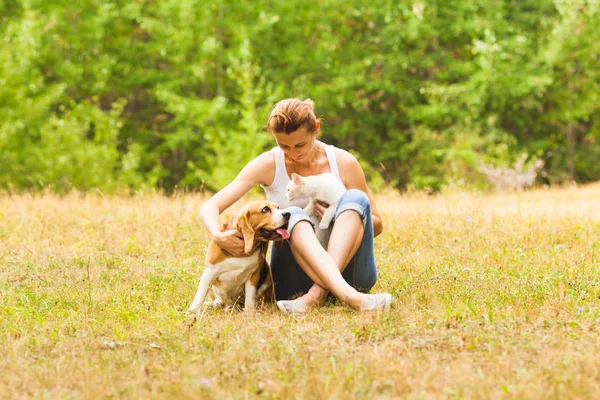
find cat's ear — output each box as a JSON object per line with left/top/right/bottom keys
{"left": 292, "top": 173, "right": 303, "bottom": 185}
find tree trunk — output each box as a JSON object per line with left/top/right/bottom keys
{"left": 566, "top": 124, "right": 575, "bottom": 183}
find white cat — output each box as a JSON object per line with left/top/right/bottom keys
{"left": 285, "top": 172, "right": 347, "bottom": 230}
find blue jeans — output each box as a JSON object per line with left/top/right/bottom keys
{"left": 270, "top": 189, "right": 378, "bottom": 300}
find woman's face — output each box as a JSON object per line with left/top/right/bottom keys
{"left": 274, "top": 124, "right": 319, "bottom": 163}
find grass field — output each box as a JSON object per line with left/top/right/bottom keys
{"left": 1, "top": 185, "right": 600, "bottom": 399}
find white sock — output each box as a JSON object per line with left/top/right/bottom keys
{"left": 360, "top": 293, "right": 393, "bottom": 312}
{"left": 277, "top": 298, "right": 308, "bottom": 314}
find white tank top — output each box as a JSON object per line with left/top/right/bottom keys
{"left": 261, "top": 141, "right": 342, "bottom": 209}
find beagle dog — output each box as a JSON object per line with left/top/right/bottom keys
{"left": 188, "top": 200, "right": 290, "bottom": 315}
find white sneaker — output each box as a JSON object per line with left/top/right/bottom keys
{"left": 360, "top": 293, "right": 392, "bottom": 312}
{"left": 276, "top": 298, "right": 308, "bottom": 314}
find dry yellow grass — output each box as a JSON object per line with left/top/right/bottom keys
{"left": 1, "top": 185, "right": 600, "bottom": 399}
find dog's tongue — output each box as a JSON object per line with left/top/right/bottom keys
{"left": 276, "top": 228, "right": 290, "bottom": 240}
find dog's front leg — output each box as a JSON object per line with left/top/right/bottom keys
{"left": 244, "top": 279, "right": 257, "bottom": 312}
{"left": 244, "top": 267, "right": 262, "bottom": 312}
{"left": 188, "top": 266, "right": 217, "bottom": 315}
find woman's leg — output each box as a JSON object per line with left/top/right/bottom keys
{"left": 289, "top": 189, "right": 377, "bottom": 308}
{"left": 286, "top": 220, "right": 364, "bottom": 308}
{"left": 274, "top": 191, "right": 389, "bottom": 313}
{"left": 271, "top": 203, "right": 366, "bottom": 300}
{"left": 270, "top": 208, "right": 318, "bottom": 300}
{"left": 337, "top": 190, "right": 378, "bottom": 292}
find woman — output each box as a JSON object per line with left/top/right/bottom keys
{"left": 199, "top": 98, "right": 392, "bottom": 314}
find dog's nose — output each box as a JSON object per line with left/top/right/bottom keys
{"left": 282, "top": 211, "right": 291, "bottom": 220}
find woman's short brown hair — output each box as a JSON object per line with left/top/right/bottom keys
{"left": 266, "top": 98, "right": 318, "bottom": 135}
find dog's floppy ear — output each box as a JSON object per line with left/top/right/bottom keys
{"left": 236, "top": 211, "right": 255, "bottom": 254}
{"left": 291, "top": 173, "right": 303, "bottom": 185}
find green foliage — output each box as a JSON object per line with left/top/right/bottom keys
{"left": 0, "top": 0, "right": 598, "bottom": 192}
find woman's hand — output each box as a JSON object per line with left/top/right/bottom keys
{"left": 213, "top": 229, "right": 247, "bottom": 257}
{"left": 314, "top": 200, "right": 330, "bottom": 221}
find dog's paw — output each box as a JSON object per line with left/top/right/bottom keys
{"left": 186, "top": 307, "right": 198, "bottom": 315}
{"left": 205, "top": 299, "right": 223, "bottom": 308}
{"left": 185, "top": 312, "right": 199, "bottom": 329}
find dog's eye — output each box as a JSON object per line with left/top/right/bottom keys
{"left": 261, "top": 206, "right": 270, "bottom": 214}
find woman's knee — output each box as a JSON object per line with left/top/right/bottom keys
{"left": 335, "top": 189, "right": 371, "bottom": 221}
{"left": 283, "top": 206, "right": 314, "bottom": 234}
{"left": 340, "top": 189, "right": 370, "bottom": 208}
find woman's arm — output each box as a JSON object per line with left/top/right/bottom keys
{"left": 200, "top": 152, "right": 275, "bottom": 256}
{"left": 336, "top": 150, "right": 384, "bottom": 237}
